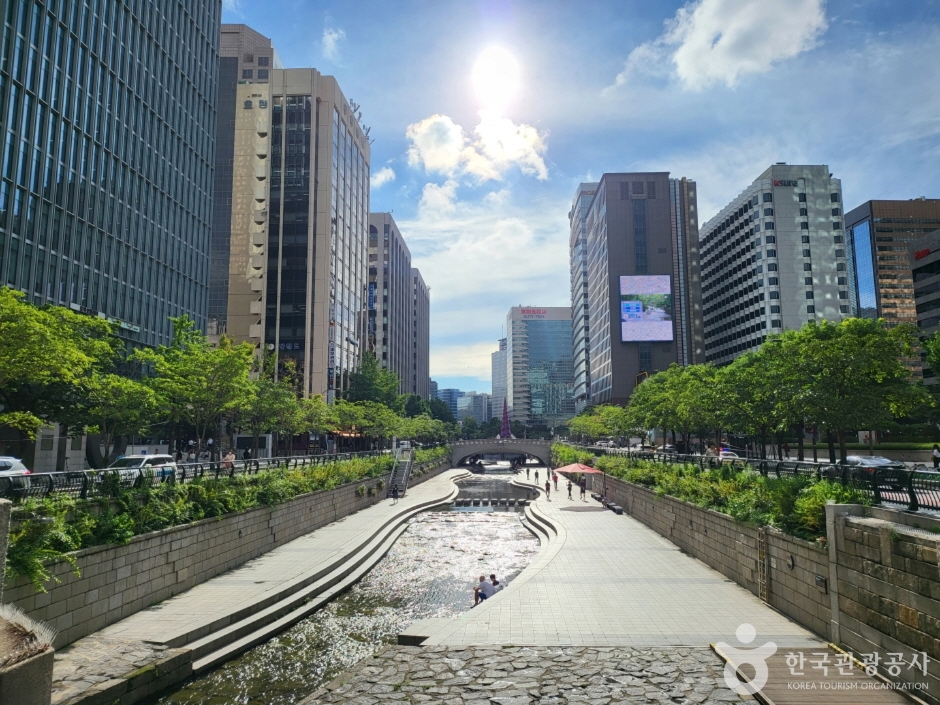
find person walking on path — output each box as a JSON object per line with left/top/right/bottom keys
{"left": 579, "top": 477, "right": 587, "bottom": 500}
{"left": 552, "top": 472, "right": 558, "bottom": 491}
{"left": 391, "top": 484, "right": 399, "bottom": 504}
{"left": 782, "top": 442, "right": 790, "bottom": 459}
{"left": 933, "top": 444, "right": 940, "bottom": 469}
{"left": 567, "top": 479, "right": 573, "bottom": 499}
{"left": 544, "top": 480, "right": 551, "bottom": 499}
{"left": 534, "top": 470, "right": 539, "bottom": 485}
{"left": 526, "top": 467, "right": 530, "bottom": 480}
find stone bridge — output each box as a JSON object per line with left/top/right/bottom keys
{"left": 451, "top": 439, "right": 552, "bottom": 467}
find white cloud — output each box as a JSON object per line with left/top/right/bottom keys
{"left": 430, "top": 342, "right": 499, "bottom": 380}
{"left": 611, "top": 0, "right": 827, "bottom": 90}
{"left": 406, "top": 112, "right": 548, "bottom": 182}
{"left": 322, "top": 27, "right": 346, "bottom": 61}
{"left": 222, "top": 0, "right": 239, "bottom": 10}
{"left": 370, "top": 166, "right": 396, "bottom": 189}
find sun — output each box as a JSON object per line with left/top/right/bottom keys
{"left": 471, "top": 46, "right": 520, "bottom": 114}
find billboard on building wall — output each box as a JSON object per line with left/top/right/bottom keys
{"left": 619, "top": 275, "right": 674, "bottom": 342}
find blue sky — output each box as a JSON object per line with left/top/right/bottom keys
{"left": 222, "top": 0, "right": 940, "bottom": 393}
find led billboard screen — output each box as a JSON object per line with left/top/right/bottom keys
{"left": 619, "top": 275, "right": 674, "bottom": 342}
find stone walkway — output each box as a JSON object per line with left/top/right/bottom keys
{"left": 50, "top": 469, "right": 465, "bottom": 705}
{"left": 301, "top": 644, "right": 750, "bottom": 705}
{"left": 420, "top": 476, "right": 822, "bottom": 649}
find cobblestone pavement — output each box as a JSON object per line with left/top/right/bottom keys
{"left": 302, "top": 645, "right": 749, "bottom": 705}
{"left": 51, "top": 635, "right": 169, "bottom": 704}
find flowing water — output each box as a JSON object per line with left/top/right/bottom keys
{"left": 157, "top": 470, "right": 540, "bottom": 705}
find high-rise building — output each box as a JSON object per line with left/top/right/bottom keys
{"left": 569, "top": 182, "right": 598, "bottom": 414}
{"left": 368, "top": 213, "right": 412, "bottom": 393}
{"left": 429, "top": 379, "right": 439, "bottom": 400}
{"left": 701, "top": 165, "right": 849, "bottom": 365}
{"left": 909, "top": 229, "right": 940, "bottom": 386}
{"left": 209, "top": 25, "right": 281, "bottom": 337}
{"left": 0, "top": 1, "right": 221, "bottom": 348}
{"left": 585, "top": 174, "right": 702, "bottom": 405}
{"left": 438, "top": 388, "right": 464, "bottom": 419}
{"left": 224, "top": 65, "right": 370, "bottom": 398}
{"left": 457, "top": 392, "right": 491, "bottom": 424}
{"left": 845, "top": 199, "right": 940, "bottom": 326}
{"left": 490, "top": 337, "right": 507, "bottom": 419}
{"left": 412, "top": 268, "right": 430, "bottom": 399}
{"left": 506, "top": 307, "right": 575, "bottom": 427}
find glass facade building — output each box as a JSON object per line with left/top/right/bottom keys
{"left": 0, "top": 0, "right": 219, "bottom": 347}
{"left": 506, "top": 306, "right": 575, "bottom": 427}
{"left": 568, "top": 182, "right": 596, "bottom": 414}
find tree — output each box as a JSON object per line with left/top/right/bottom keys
{"left": 403, "top": 394, "right": 430, "bottom": 418}
{"left": 133, "top": 316, "right": 253, "bottom": 455}
{"left": 461, "top": 416, "right": 479, "bottom": 439}
{"left": 236, "top": 377, "right": 294, "bottom": 455}
{"left": 0, "top": 288, "right": 116, "bottom": 436}
{"left": 428, "top": 398, "right": 455, "bottom": 424}
{"left": 80, "top": 374, "right": 159, "bottom": 467}
{"left": 344, "top": 352, "right": 401, "bottom": 409}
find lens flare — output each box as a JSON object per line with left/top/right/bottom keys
{"left": 471, "top": 46, "right": 521, "bottom": 113}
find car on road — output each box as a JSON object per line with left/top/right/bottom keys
{"left": 106, "top": 455, "right": 178, "bottom": 482}
{"left": 840, "top": 455, "right": 907, "bottom": 489}
{"left": 0, "top": 456, "right": 31, "bottom": 490}
{"left": 719, "top": 451, "right": 741, "bottom": 462}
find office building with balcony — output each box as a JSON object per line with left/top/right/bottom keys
{"left": 506, "top": 306, "right": 575, "bottom": 427}
{"left": 909, "top": 229, "right": 940, "bottom": 386}
{"left": 569, "top": 182, "right": 598, "bottom": 414}
{"left": 0, "top": 0, "right": 220, "bottom": 348}
{"left": 224, "top": 65, "right": 370, "bottom": 398}
{"left": 585, "top": 174, "right": 703, "bottom": 405}
{"left": 412, "top": 268, "right": 430, "bottom": 398}
{"left": 700, "top": 164, "right": 849, "bottom": 365}
{"left": 491, "top": 337, "right": 507, "bottom": 419}
{"left": 846, "top": 198, "right": 940, "bottom": 326}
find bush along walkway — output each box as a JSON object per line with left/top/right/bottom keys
{"left": 6, "top": 447, "right": 449, "bottom": 593}
{"left": 551, "top": 443, "right": 869, "bottom": 541}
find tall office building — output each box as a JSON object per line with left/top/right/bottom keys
{"left": 845, "top": 198, "right": 940, "bottom": 326}
{"left": 0, "top": 1, "right": 220, "bottom": 348}
{"left": 909, "top": 229, "right": 940, "bottom": 386}
{"left": 224, "top": 65, "right": 370, "bottom": 398}
{"left": 438, "top": 388, "right": 464, "bottom": 419}
{"left": 700, "top": 165, "right": 849, "bottom": 365}
{"left": 506, "top": 306, "right": 575, "bottom": 427}
{"left": 457, "top": 392, "right": 491, "bottom": 424}
{"left": 209, "top": 25, "right": 281, "bottom": 336}
{"left": 429, "top": 379, "right": 439, "bottom": 400}
{"left": 569, "top": 182, "right": 598, "bottom": 414}
{"left": 585, "top": 174, "right": 702, "bottom": 405}
{"left": 490, "top": 337, "right": 507, "bottom": 419}
{"left": 412, "top": 268, "right": 430, "bottom": 398}
{"left": 368, "top": 213, "right": 413, "bottom": 393}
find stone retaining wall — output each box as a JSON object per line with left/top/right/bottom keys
{"left": 6, "top": 459, "right": 451, "bottom": 648}
{"left": 600, "top": 474, "right": 830, "bottom": 634}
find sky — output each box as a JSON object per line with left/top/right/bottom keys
{"left": 222, "top": 0, "right": 940, "bottom": 393}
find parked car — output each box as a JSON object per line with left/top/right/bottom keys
{"left": 0, "top": 456, "right": 31, "bottom": 490}
{"left": 840, "top": 455, "right": 907, "bottom": 489}
{"left": 719, "top": 451, "right": 741, "bottom": 462}
{"left": 106, "top": 455, "right": 178, "bottom": 481}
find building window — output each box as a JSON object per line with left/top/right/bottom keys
{"left": 798, "top": 193, "right": 807, "bottom": 202}
{"left": 806, "top": 291, "right": 814, "bottom": 299}
{"left": 807, "top": 305, "right": 815, "bottom": 313}
{"left": 764, "top": 235, "right": 775, "bottom": 243}
{"left": 832, "top": 221, "right": 842, "bottom": 230}
{"left": 764, "top": 208, "right": 774, "bottom": 216}
{"left": 767, "top": 249, "right": 776, "bottom": 257}
{"left": 832, "top": 208, "right": 841, "bottom": 216}
{"left": 803, "top": 249, "right": 811, "bottom": 257}
{"left": 257, "top": 69, "right": 269, "bottom": 79}
{"left": 835, "top": 249, "right": 845, "bottom": 258}
{"left": 800, "top": 208, "right": 808, "bottom": 216}
{"left": 765, "top": 222, "right": 775, "bottom": 230}
{"left": 632, "top": 181, "right": 644, "bottom": 194}
{"left": 800, "top": 222, "right": 809, "bottom": 230}
{"left": 803, "top": 263, "right": 812, "bottom": 271}
{"left": 769, "top": 277, "right": 778, "bottom": 285}
{"left": 804, "top": 277, "right": 813, "bottom": 285}
{"left": 838, "top": 291, "right": 848, "bottom": 299}
{"left": 837, "top": 263, "right": 846, "bottom": 271}
{"left": 771, "top": 305, "right": 781, "bottom": 314}
{"left": 840, "top": 305, "right": 849, "bottom": 313}
{"left": 244, "top": 53, "right": 254, "bottom": 63}
{"left": 763, "top": 193, "right": 773, "bottom": 203}
{"left": 767, "top": 263, "right": 778, "bottom": 271}
{"left": 242, "top": 69, "right": 253, "bottom": 79}
{"left": 831, "top": 193, "right": 840, "bottom": 202}
{"left": 802, "top": 235, "right": 810, "bottom": 243}
{"left": 769, "top": 291, "right": 780, "bottom": 299}
{"left": 838, "top": 276, "right": 847, "bottom": 285}
{"left": 771, "top": 320, "right": 782, "bottom": 328}
{"left": 258, "top": 57, "right": 270, "bottom": 67}
{"left": 834, "top": 235, "right": 843, "bottom": 243}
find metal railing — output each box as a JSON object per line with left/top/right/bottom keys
{"left": 581, "top": 446, "right": 940, "bottom": 513}
{"left": 0, "top": 450, "right": 389, "bottom": 502}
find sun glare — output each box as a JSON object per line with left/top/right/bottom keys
{"left": 472, "top": 46, "right": 520, "bottom": 113}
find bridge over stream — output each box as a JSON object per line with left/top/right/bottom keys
{"left": 450, "top": 439, "right": 552, "bottom": 467}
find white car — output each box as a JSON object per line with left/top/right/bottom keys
{"left": 107, "top": 455, "right": 178, "bottom": 480}
{"left": 0, "top": 456, "right": 31, "bottom": 490}
{"left": 719, "top": 451, "right": 740, "bottom": 461}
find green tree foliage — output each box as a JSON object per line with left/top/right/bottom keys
{"left": 403, "top": 394, "right": 430, "bottom": 417}
{"left": 132, "top": 316, "right": 254, "bottom": 453}
{"left": 460, "top": 416, "right": 479, "bottom": 438}
{"left": 344, "top": 352, "right": 401, "bottom": 409}
{"left": 236, "top": 377, "right": 296, "bottom": 454}
{"left": 80, "top": 374, "right": 159, "bottom": 465}
{"left": 428, "top": 397, "right": 455, "bottom": 424}
{"left": 0, "top": 288, "right": 116, "bottom": 436}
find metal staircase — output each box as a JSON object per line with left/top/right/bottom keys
{"left": 386, "top": 447, "right": 414, "bottom": 497}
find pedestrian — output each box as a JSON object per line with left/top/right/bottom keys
{"left": 552, "top": 472, "right": 558, "bottom": 490}
{"left": 490, "top": 573, "right": 500, "bottom": 588}
{"left": 175, "top": 449, "right": 183, "bottom": 462}
{"left": 186, "top": 449, "right": 196, "bottom": 463}
{"left": 473, "top": 574, "right": 495, "bottom": 606}
{"left": 544, "top": 480, "right": 551, "bottom": 499}
{"left": 579, "top": 478, "right": 586, "bottom": 500}
{"left": 391, "top": 484, "right": 399, "bottom": 504}
{"left": 222, "top": 449, "right": 235, "bottom": 470}
{"left": 526, "top": 467, "right": 530, "bottom": 480}
{"left": 933, "top": 444, "right": 940, "bottom": 469}
{"left": 242, "top": 448, "right": 252, "bottom": 461}
{"left": 567, "top": 479, "right": 573, "bottom": 499}
{"left": 782, "top": 442, "right": 790, "bottom": 459}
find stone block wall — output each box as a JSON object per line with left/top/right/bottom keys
{"left": 764, "top": 530, "right": 831, "bottom": 639}
{"left": 5, "top": 459, "right": 450, "bottom": 648}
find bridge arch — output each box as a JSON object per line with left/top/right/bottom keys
{"left": 451, "top": 439, "right": 553, "bottom": 468}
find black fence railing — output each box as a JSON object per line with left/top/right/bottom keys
{"left": 0, "top": 451, "right": 390, "bottom": 502}
{"left": 579, "top": 447, "right": 940, "bottom": 513}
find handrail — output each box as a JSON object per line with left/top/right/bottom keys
{"left": 0, "top": 450, "right": 391, "bottom": 502}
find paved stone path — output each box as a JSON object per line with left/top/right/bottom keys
{"left": 50, "top": 469, "right": 465, "bottom": 705}
{"left": 301, "top": 644, "right": 750, "bottom": 705}
{"left": 420, "top": 476, "right": 821, "bottom": 648}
